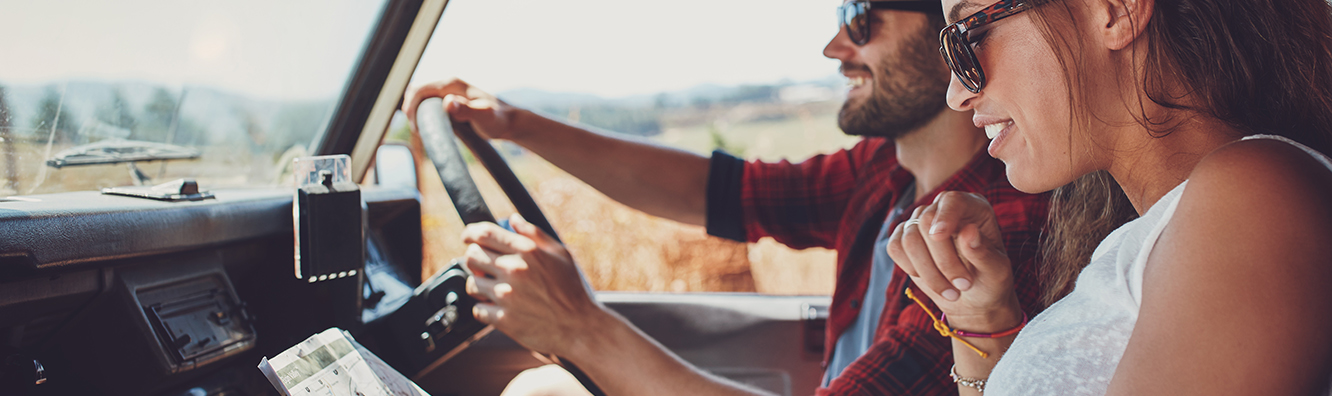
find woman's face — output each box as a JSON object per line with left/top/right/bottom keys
{"left": 941, "top": 0, "right": 1106, "bottom": 193}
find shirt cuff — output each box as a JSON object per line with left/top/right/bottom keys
{"left": 706, "top": 150, "right": 746, "bottom": 242}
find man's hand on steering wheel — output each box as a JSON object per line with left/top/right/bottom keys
{"left": 403, "top": 78, "right": 522, "bottom": 141}
{"left": 460, "top": 214, "right": 605, "bottom": 357}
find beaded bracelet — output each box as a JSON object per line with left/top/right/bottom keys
{"left": 904, "top": 288, "right": 1028, "bottom": 358}
{"left": 950, "top": 364, "right": 986, "bottom": 393}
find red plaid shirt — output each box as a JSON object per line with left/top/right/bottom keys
{"left": 707, "top": 138, "right": 1049, "bottom": 395}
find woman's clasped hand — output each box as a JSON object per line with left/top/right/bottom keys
{"left": 886, "top": 191, "right": 1024, "bottom": 334}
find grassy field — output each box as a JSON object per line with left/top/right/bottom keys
{"left": 417, "top": 101, "right": 858, "bottom": 295}
{"left": 0, "top": 137, "right": 286, "bottom": 196}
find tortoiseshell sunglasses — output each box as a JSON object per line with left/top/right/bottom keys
{"left": 939, "top": 0, "right": 1033, "bottom": 93}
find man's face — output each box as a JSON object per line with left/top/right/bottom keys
{"left": 824, "top": 5, "right": 951, "bottom": 139}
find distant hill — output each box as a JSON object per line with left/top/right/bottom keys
{"left": 0, "top": 80, "right": 331, "bottom": 152}
{"left": 491, "top": 76, "right": 844, "bottom": 137}
{"left": 497, "top": 75, "right": 843, "bottom": 110}
{"left": 0, "top": 75, "right": 844, "bottom": 148}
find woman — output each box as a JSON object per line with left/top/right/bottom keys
{"left": 888, "top": 0, "right": 1332, "bottom": 394}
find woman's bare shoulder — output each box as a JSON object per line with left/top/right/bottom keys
{"left": 1165, "top": 136, "right": 1332, "bottom": 273}
{"left": 1121, "top": 136, "right": 1332, "bottom": 396}
{"left": 1187, "top": 137, "right": 1332, "bottom": 213}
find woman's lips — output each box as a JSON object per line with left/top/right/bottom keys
{"left": 984, "top": 120, "right": 1015, "bottom": 158}
{"left": 984, "top": 122, "right": 1005, "bottom": 139}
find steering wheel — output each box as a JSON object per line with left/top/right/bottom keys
{"left": 414, "top": 98, "right": 560, "bottom": 239}
{"left": 412, "top": 97, "right": 605, "bottom": 396}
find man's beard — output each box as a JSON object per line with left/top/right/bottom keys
{"left": 838, "top": 24, "right": 950, "bottom": 139}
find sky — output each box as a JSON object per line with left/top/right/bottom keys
{"left": 0, "top": 0, "right": 383, "bottom": 101}
{"left": 1, "top": 0, "right": 846, "bottom": 100}
{"left": 415, "top": 0, "right": 846, "bottom": 97}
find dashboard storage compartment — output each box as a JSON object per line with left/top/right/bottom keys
{"left": 55, "top": 251, "right": 255, "bottom": 394}
{"left": 139, "top": 275, "right": 254, "bottom": 370}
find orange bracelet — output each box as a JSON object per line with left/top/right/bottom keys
{"left": 942, "top": 311, "right": 1027, "bottom": 338}
{"left": 904, "top": 288, "right": 1027, "bottom": 359}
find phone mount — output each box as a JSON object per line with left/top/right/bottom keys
{"left": 293, "top": 155, "right": 367, "bottom": 332}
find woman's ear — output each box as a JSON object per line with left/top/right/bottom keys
{"left": 1098, "top": 0, "right": 1153, "bottom": 50}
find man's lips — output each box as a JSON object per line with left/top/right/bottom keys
{"left": 841, "top": 64, "right": 872, "bottom": 89}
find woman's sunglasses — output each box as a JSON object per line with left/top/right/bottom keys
{"left": 839, "top": 0, "right": 941, "bottom": 46}
{"left": 939, "top": 0, "right": 1033, "bottom": 93}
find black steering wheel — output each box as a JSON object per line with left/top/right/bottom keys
{"left": 412, "top": 97, "right": 605, "bottom": 396}
{"left": 414, "top": 97, "right": 560, "bottom": 240}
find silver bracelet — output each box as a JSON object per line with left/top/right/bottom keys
{"left": 950, "top": 364, "right": 986, "bottom": 393}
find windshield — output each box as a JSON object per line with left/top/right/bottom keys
{"left": 0, "top": 0, "right": 386, "bottom": 196}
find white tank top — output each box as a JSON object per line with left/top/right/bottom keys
{"left": 984, "top": 135, "right": 1332, "bottom": 395}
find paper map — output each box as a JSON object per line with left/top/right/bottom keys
{"left": 259, "top": 328, "right": 429, "bottom": 396}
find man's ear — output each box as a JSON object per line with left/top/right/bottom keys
{"left": 1098, "top": 0, "right": 1153, "bottom": 50}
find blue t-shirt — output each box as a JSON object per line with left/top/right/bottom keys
{"left": 822, "top": 184, "right": 915, "bottom": 385}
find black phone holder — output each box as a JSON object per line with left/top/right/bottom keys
{"left": 293, "top": 155, "right": 367, "bottom": 332}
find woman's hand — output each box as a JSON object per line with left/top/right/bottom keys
{"left": 458, "top": 214, "right": 605, "bottom": 357}
{"left": 402, "top": 78, "right": 522, "bottom": 141}
{"left": 886, "top": 191, "right": 1024, "bottom": 332}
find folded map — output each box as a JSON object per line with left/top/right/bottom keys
{"left": 258, "top": 328, "right": 429, "bottom": 396}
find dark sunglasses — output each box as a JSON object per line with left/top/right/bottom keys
{"left": 839, "top": 0, "right": 941, "bottom": 46}
{"left": 939, "top": 0, "right": 1033, "bottom": 93}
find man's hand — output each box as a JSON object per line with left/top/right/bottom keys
{"left": 462, "top": 215, "right": 773, "bottom": 396}
{"left": 886, "top": 191, "right": 1024, "bottom": 332}
{"left": 403, "top": 78, "right": 522, "bottom": 141}
{"left": 460, "top": 214, "right": 605, "bottom": 357}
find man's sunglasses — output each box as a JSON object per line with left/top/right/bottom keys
{"left": 839, "top": 0, "right": 941, "bottom": 46}
{"left": 939, "top": 0, "right": 1033, "bottom": 93}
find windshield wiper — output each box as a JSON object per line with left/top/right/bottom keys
{"left": 45, "top": 139, "right": 200, "bottom": 185}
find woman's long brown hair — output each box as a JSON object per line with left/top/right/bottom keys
{"left": 1026, "top": 0, "right": 1332, "bottom": 307}
{"left": 1039, "top": 171, "right": 1136, "bottom": 307}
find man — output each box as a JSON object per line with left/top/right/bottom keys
{"left": 403, "top": 1, "right": 1048, "bottom": 394}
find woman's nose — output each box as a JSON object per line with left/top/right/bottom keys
{"left": 946, "top": 75, "right": 980, "bottom": 111}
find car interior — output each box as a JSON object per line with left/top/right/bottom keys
{"left": 0, "top": 1, "right": 832, "bottom": 395}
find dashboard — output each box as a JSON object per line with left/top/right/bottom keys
{"left": 0, "top": 186, "right": 424, "bottom": 395}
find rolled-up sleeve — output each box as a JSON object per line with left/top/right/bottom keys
{"left": 706, "top": 149, "right": 747, "bottom": 242}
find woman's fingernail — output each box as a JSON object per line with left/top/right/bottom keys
{"left": 941, "top": 289, "right": 960, "bottom": 301}
{"left": 930, "top": 222, "right": 945, "bottom": 235}
{"left": 970, "top": 237, "right": 981, "bottom": 249}
{"left": 952, "top": 278, "right": 972, "bottom": 291}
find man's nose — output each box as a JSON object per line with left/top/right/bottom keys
{"left": 823, "top": 25, "right": 855, "bottom": 61}
{"left": 946, "top": 75, "right": 979, "bottom": 111}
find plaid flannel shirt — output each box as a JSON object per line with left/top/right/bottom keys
{"left": 707, "top": 138, "right": 1049, "bottom": 395}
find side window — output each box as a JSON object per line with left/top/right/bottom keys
{"left": 398, "top": 0, "right": 858, "bottom": 295}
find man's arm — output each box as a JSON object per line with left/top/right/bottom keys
{"left": 459, "top": 216, "right": 770, "bottom": 396}
{"left": 404, "top": 79, "right": 709, "bottom": 226}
